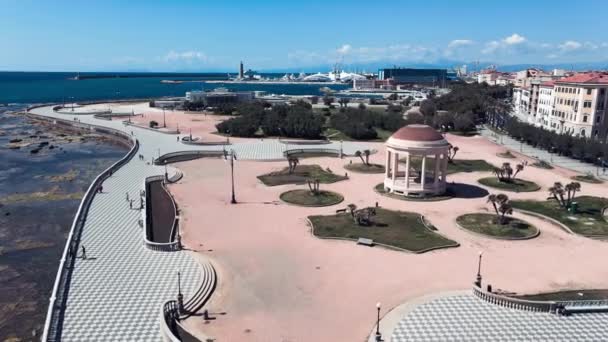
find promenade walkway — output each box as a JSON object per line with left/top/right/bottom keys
{"left": 480, "top": 127, "right": 608, "bottom": 181}
{"left": 29, "top": 104, "right": 373, "bottom": 341}
{"left": 387, "top": 292, "right": 608, "bottom": 341}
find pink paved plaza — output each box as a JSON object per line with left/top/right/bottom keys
{"left": 143, "top": 110, "right": 608, "bottom": 341}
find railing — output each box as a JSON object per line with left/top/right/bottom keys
{"left": 283, "top": 148, "right": 341, "bottom": 157}
{"left": 279, "top": 139, "right": 331, "bottom": 145}
{"left": 143, "top": 175, "right": 180, "bottom": 252}
{"left": 29, "top": 109, "right": 139, "bottom": 342}
{"left": 472, "top": 285, "right": 557, "bottom": 313}
{"left": 155, "top": 150, "right": 225, "bottom": 165}
{"left": 160, "top": 300, "right": 181, "bottom": 342}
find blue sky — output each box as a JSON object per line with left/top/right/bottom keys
{"left": 1, "top": 0, "right": 608, "bottom": 71}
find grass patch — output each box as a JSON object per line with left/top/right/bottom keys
{"left": 456, "top": 213, "right": 538, "bottom": 239}
{"left": 309, "top": 207, "right": 458, "bottom": 252}
{"left": 572, "top": 174, "right": 603, "bottom": 184}
{"left": 258, "top": 164, "right": 347, "bottom": 186}
{"left": 344, "top": 163, "right": 385, "bottom": 174}
{"left": 497, "top": 151, "right": 517, "bottom": 159}
{"left": 511, "top": 196, "right": 608, "bottom": 237}
{"left": 280, "top": 189, "right": 343, "bottom": 207}
{"left": 401, "top": 157, "right": 496, "bottom": 175}
{"left": 516, "top": 289, "right": 608, "bottom": 301}
{"left": 323, "top": 127, "right": 393, "bottom": 142}
{"left": 374, "top": 183, "right": 454, "bottom": 201}
{"left": 478, "top": 177, "right": 540, "bottom": 192}
{"left": 531, "top": 160, "right": 554, "bottom": 169}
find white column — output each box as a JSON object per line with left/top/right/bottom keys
{"left": 442, "top": 153, "right": 449, "bottom": 183}
{"left": 421, "top": 155, "right": 427, "bottom": 189}
{"left": 391, "top": 151, "right": 397, "bottom": 191}
{"left": 434, "top": 153, "right": 440, "bottom": 190}
{"left": 385, "top": 150, "right": 391, "bottom": 178}
{"left": 405, "top": 153, "right": 410, "bottom": 189}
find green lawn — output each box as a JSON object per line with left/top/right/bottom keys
{"left": 572, "top": 174, "right": 604, "bottom": 184}
{"left": 309, "top": 208, "right": 458, "bottom": 252}
{"left": 258, "top": 164, "right": 347, "bottom": 186}
{"left": 402, "top": 157, "right": 496, "bottom": 175}
{"left": 516, "top": 289, "right": 608, "bottom": 301}
{"left": 280, "top": 189, "right": 344, "bottom": 207}
{"left": 531, "top": 160, "right": 554, "bottom": 169}
{"left": 456, "top": 213, "right": 538, "bottom": 239}
{"left": 478, "top": 177, "right": 541, "bottom": 192}
{"left": 511, "top": 196, "right": 608, "bottom": 237}
{"left": 323, "top": 127, "right": 393, "bottom": 142}
{"left": 497, "top": 151, "right": 517, "bottom": 159}
{"left": 344, "top": 163, "right": 386, "bottom": 174}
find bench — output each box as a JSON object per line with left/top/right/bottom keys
{"left": 335, "top": 208, "right": 347, "bottom": 213}
{"left": 357, "top": 238, "right": 374, "bottom": 246}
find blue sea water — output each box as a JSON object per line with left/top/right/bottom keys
{"left": 0, "top": 72, "right": 350, "bottom": 104}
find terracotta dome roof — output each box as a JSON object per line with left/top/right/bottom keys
{"left": 390, "top": 124, "right": 444, "bottom": 142}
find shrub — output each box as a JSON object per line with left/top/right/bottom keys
{"left": 149, "top": 120, "right": 159, "bottom": 128}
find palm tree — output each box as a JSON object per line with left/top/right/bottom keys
{"left": 447, "top": 145, "right": 459, "bottom": 163}
{"left": 512, "top": 163, "right": 524, "bottom": 179}
{"left": 564, "top": 181, "right": 581, "bottom": 207}
{"left": 487, "top": 193, "right": 509, "bottom": 223}
{"left": 487, "top": 194, "right": 500, "bottom": 215}
{"left": 355, "top": 150, "right": 367, "bottom": 165}
{"left": 307, "top": 179, "right": 320, "bottom": 195}
{"left": 498, "top": 202, "right": 513, "bottom": 224}
{"left": 363, "top": 149, "right": 371, "bottom": 165}
{"left": 548, "top": 182, "right": 566, "bottom": 207}
{"left": 347, "top": 203, "right": 357, "bottom": 218}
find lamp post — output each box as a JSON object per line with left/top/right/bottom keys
{"left": 177, "top": 270, "right": 184, "bottom": 314}
{"left": 475, "top": 251, "right": 483, "bottom": 287}
{"left": 375, "top": 302, "right": 382, "bottom": 341}
{"left": 597, "top": 157, "right": 601, "bottom": 176}
{"left": 224, "top": 149, "right": 237, "bottom": 204}
{"left": 163, "top": 108, "right": 167, "bottom": 128}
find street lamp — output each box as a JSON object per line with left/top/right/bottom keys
{"left": 375, "top": 302, "right": 382, "bottom": 341}
{"left": 597, "top": 157, "right": 602, "bottom": 176}
{"left": 163, "top": 108, "right": 167, "bottom": 128}
{"left": 177, "top": 270, "right": 184, "bottom": 314}
{"left": 475, "top": 251, "right": 483, "bottom": 287}
{"left": 224, "top": 149, "right": 237, "bottom": 204}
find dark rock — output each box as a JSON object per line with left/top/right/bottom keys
{"left": 9, "top": 138, "right": 22, "bottom": 143}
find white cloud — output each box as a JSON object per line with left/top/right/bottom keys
{"left": 558, "top": 40, "right": 582, "bottom": 52}
{"left": 447, "top": 39, "right": 474, "bottom": 48}
{"left": 163, "top": 50, "right": 208, "bottom": 63}
{"left": 481, "top": 41, "right": 500, "bottom": 54}
{"left": 336, "top": 44, "right": 352, "bottom": 55}
{"left": 504, "top": 33, "right": 526, "bottom": 45}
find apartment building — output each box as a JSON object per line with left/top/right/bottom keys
{"left": 537, "top": 81, "right": 555, "bottom": 129}
{"left": 552, "top": 72, "right": 608, "bottom": 139}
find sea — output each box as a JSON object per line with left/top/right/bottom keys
{"left": 0, "top": 104, "right": 127, "bottom": 340}
{"left": 0, "top": 71, "right": 350, "bottom": 104}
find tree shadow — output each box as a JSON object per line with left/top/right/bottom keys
{"left": 447, "top": 182, "right": 489, "bottom": 199}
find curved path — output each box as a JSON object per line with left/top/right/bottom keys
{"left": 28, "top": 104, "right": 372, "bottom": 341}
{"left": 371, "top": 291, "right": 608, "bottom": 341}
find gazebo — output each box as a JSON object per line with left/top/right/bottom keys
{"left": 384, "top": 124, "right": 450, "bottom": 197}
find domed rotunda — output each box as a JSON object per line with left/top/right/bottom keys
{"left": 384, "top": 124, "right": 450, "bottom": 197}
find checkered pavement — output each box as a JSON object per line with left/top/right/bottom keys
{"left": 391, "top": 294, "right": 608, "bottom": 341}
